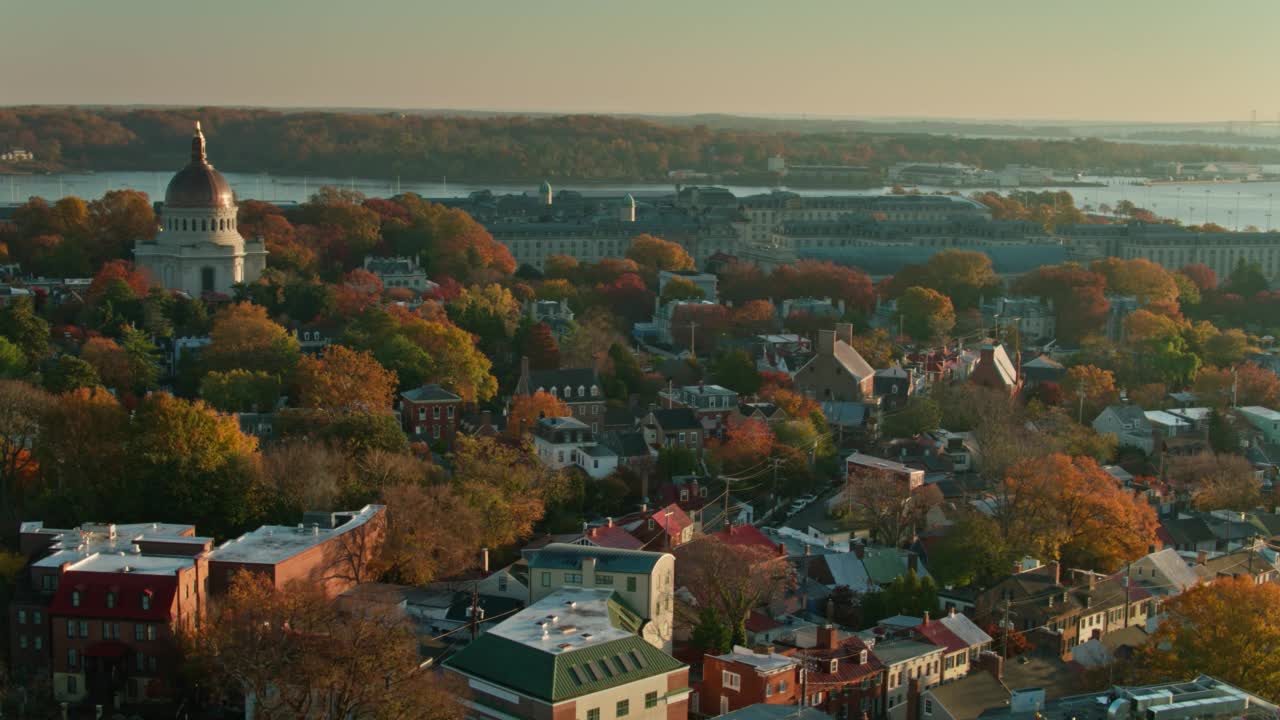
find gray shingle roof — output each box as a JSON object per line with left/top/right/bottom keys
{"left": 401, "top": 384, "right": 461, "bottom": 402}
{"left": 526, "top": 543, "right": 668, "bottom": 574}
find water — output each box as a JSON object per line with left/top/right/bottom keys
{"left": 3, "top": 170, "right": 1278, "bottom": 231}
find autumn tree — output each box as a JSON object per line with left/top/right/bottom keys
{"left": 626, "top": 234, "right": 694, "bottom": 279}
{"left": 594, "top": 272, "right": 655, "bottom": 325}
{"left": 523, "top": 322, "right": 561, "bottom": 371}
{"left": 450, "top": 436, "right": 565, "bottom": 549}
{"left": 889, "top": 249, "right": 999, "bottom": 310}
{"left": 839, "top": 471, "right": 943, "bottom": 547}
{"left": 674, "top": 536, "right": 793, "bottom": 647}
{"left": 1179, "top": 263, "right": 1217, "bottom": 292}
{"left": 1165, "top": 453, "right": 1261, "bottom": 511}
{"left": 33, "top": 388, "right": 130, "bottom": 523}
{"left": 391, "top": 194, "right": 515, "bottom": 283}
{"left": 189, "top": 571, "right": 464, "bottom": 720}
{"left": 0, "top": 297, "right": 50, "bottom": 368}
{"left": 770, "top": 260, "right": 874, "bottom": 313}
{"left": 895, "top": 286, "right": 955, "bottom": 343}
{"left": 79, "top": 338, "right": 131, "bottom": 392}
{"left": 1061, "top": 364, "right": 1118, "bottom": 419}
{"left": 558, "top": 308, "right": 624, "bottom": 371}
{"left": 1090, "top": 257, "right": 1178, "bottom": 304}
{"left": 926, "top": 511, "right": 1013, "bottom": 588}
{"left": 850, "top": 329, "right": 896, "bottom": 369}
{"left": 87, "top": 190, "right": 156, "bottom": 264}
{"left": 1014, "top": 265, "right": 1109, "bottom": 344}
{"left": 295, "top": 344, "right": 397, "bottom": 412}
{"left": 1203, "top": 328, "right": 1249, "bottom": 367}
{"left": 880, "top": 397, "right": 942, "bottom": 439}
{"left": 1131, "top": 577, "right": 1280, "bottom": 700}
{"left": 506, "top": 390, "right": 571, "bottom": 438}
{"left": 709, "top": 418, "right": 775, "bottom": 474}
{"left": 0, "top": 382, "right": 49, "bottom": 528}
{"left": 1001, "top": 454, "right": 1157, "bottom": 572}
{"left": 376, "top": 482, "right": 486, "bottom": 585}
{"left": 345, "top": 307, "right": 497, "bottom": 401}
{"left": 203, "top": 302, "right": 301, "bottom": 378}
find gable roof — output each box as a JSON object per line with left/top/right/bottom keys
{"left": 833, "top": 342, "right": 875, "bottom": 381}
{"left": 444, "top": 592, "right": 683, "bottom": 702}
{"left": 937, "top": 612, "right": 993, "bottom": 649}
{"left": 526, "top": 368, "right": 601, "bottom": 399}
{"left": 401, "top": 384, "right": 461, "bottom": 403}
{"left": 914, "top": 618, "right": 969, "bottom": 654}
{"left": 977, "top": 345, "right": 1018, "bottom": 387}
{"left": 1160, "top": 517, "right": 1216, "bottom": 545}
{"left": 651, "top": 407, "right": 701, "bottom": 432}
{"left": 715, "top": 524, "right": 781, "bottom": 553}
{"left": 1135, "top": 548, "right": 1199, "bottom": 593}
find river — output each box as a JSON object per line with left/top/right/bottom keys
{"left": 3, "top": 171, "right": 1278, "bottom": 231}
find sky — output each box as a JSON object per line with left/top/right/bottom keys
{"left": 3, "top": 0, "right": 1278, "bottom": 123}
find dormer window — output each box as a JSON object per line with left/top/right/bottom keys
{"left": 859, "top": 650, "right": 868, "bottom": 664}
{"left": 141, "top": 593, "right": 151, "bottom": 611}
{"left": 578, "top": 385, "right": 586, "bottom": 398}
{"left": 591, "top": 386, "right": 600, "bottom": 397}
{"left": 105, "top": 592, "right": 116, "bottom": 609}
{"left": 829, "top": 659, "right": 839, "bottom": 673}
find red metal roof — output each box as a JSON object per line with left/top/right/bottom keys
{"left": 716, "top": 524, "right": 781, "bottom": 554}
{"left": 585, "top": 524, "right": 645, "bottom": 550}
{"left": 914, "top": 619, "right": 967, "bottom": 654}
{"left": 50, "top": 571, "right": 178, "bottom": 622}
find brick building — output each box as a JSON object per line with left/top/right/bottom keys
{"left": 699, "top": 646, "right": 799, "bottom": 715}
{"left": 204, "top": 505, "right": 385, "bottom": 598}
{"left": 515, "top": 359, "right": 607, "bottom": 432}
{"left": 400, "top": 384, "right": 462, "bottom": 443}
{"left": 8, "top": 520, "right": 213, "bottom": 707}
{"left": 795, "top": 626, "right": 885, "bottom": 720}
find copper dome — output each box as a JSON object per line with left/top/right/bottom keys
{"left": 164, "top": 122, "right": 235, "bottom": 210}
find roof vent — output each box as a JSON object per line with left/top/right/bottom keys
{"left": 130, "top": 544, "right": 141, "bottom": 554}
{"left": 581, "top": 632, "right": 593, "bottom": 639}
{"left": 296, "top": 523, "right": 305, "bottom": 534}
{"left": 558, "top": 643, "right": 573, "bottom": 650}
{"left": 565, "top": 600, "right": 577, "bottom": 608}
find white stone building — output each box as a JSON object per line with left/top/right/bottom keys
{"left": 135, "top": 123, "right": 266, "bottom": 296}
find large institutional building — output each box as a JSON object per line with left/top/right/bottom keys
{"left": 134, "top": 123, "right": 265, "bottom": 296}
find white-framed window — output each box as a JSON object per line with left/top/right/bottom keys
{"left": 141, "top": 593, "right": 151, "bottom": 610}
{"left": 71, "top": 591, "right": 80, "bottom": 607}
{"left": 432, "top": 425, "right": 441, "bottom": 439}
{"left": 447, "top": 406, "right": 455, "bottom": 418}
{"left": 722, "top": 670, "right": 741, "bottom": 690}
{"left": 433, "top": 406, "right": 441, "bottom": 419}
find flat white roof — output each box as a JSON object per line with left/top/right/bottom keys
{"left": 847, "top": 452, "right": 920, "bottom": 475}
{"left": 1240, "top": 406, "right": 1280, "bottom": 421}
{"left": 27, "top": 521, "right": 204, "bottom": 568}
{"left": 488, "top": 588, "right": 630, "bottom": 655}
{"left": 716, "top": 645, "right": 797, "bottom": 672}
{"left": 68, "top": 552, "right": 194, "bottom": 576}
{"left": 206, "top": 505, "right": 383, "bottom": 565}
{"left": 1144, "top": 410, "right": 1190, "bottom": 427}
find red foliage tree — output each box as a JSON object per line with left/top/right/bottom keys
{"left": 524, "top": 322, "right": 560, "bottom": 371}
{"left": 1179, "top": 263, "right": 1218, "bottom": 292}
{"left": 1013, "top": 265, "right": 1110, "bottom": 344}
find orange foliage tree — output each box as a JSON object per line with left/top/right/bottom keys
{"left": 295, "top": 345, "right": 398, "bottom": 412}
{"left": 625, "top": 234, "right": 694, "bottom": 279}
{"left": 710, "top": 417, "right": 775, "bottom": 474}
{"left": 203, "top": 302, "right": 301, "bottom": 377}
{"left": 1132, "top": 577, "right": 1280, "bottom": 700}
{"left": 506, "top": 390, "right": 571, "bottom": 438}
{"left": 1001, "top": 454, "right": 1157, "bottom": 572}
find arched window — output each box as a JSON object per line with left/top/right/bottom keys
{"left": 218, "top": 219, "right": 224, "bottom": 231}
{"left": 578, "top": 385, "right": 586, "bottom": 398}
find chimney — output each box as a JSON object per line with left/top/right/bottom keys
{"left": 817, "top": 625, "right": 839, "bottom": 650}
{"left": 1052, "top": 561, "right": 1061, "bottom": 586}
{"left": 1196, "top": 550, "right": 1207, "bottom": 565}
{"left": 922, "top": 611, "right": 930, "bottom": 626}
{"left": 1088, "top": 573, "right": 1096, "bottom": 591}
{"left": 606, "top": 517, "right": 614, "bottom": 528}
{"left": 948, "top": 607, "right": 957, "bottom": 617}
{"left": 835, "top": 322, "right": 854, "bottom": 347}
{"left": 519, "top": 356, "right": 530, "bottom": 385}
{"left": 481, "top": 547, "right": 490, "bottom": 573}
{"left": 818, "top": 329, "right": 837, "bottom": 357}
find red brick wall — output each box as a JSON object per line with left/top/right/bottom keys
{"left": 402, "top": 399, "right": 459, "bottom": 444}
{"left": 701, "top": 655, "right": 797, "bottom": 714}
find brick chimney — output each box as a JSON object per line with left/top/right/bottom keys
{"left": 817, "top": 625, "right": 840, "bottom": 650}
{"left": 922, "top": 611, "right": 930, "bottom": 626}
{"left": 818, "top": 329, "right": 837, "bottom": 357}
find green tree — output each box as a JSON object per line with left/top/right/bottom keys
{"left": 690, "top": 607, "right": 733, "bottom": 654}
{"left": 1208, "top": 409, "right": 1240, "bottom": 454}
{"left": 659, "top": 277, "right": 705, "bottom": 305}
{"left": 710, "top": 350, "right": 762, "bottom": 395}
{"left": 129, "top": 393, "right": 263, "bottom": 538}
{"left": 927, "top": 512, "right": 1013, "bottom": 588}
{"left": 1225, "top": 259, "right": 1268, "bottom": 297}
{"left": 0, "top": 297, "right": 50, "bottom": 368}
{"left": 200, "top": 370, "right": 283, "bottom": 413}
{"left": 880, "top": 397, "right": 942, "bottom": 438}
{"left": 861, "top": 570, "right": 938, "bottom": 623}
{"left": 42, "top": 355, "right": 100, "bottom": 394}
{"left": 119, "top": 325, "right": 161, "bottom": 393}
{"left": 0, "top": 337, "right": 27, "bottom": 379}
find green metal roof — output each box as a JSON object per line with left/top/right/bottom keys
{"left": 862, "top": 547, "right": 910, "bottom": 585}
{"left": 527, "top": 543, "right": 667, "bottom": 574}
{"left": 445, "top": 633, "right": 683, "bottom": 703}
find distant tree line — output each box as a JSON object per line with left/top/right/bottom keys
{"left": 2, "top": 107, "right": 1278, "bottom": 182}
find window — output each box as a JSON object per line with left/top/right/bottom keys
{"left": 66, "top": 621, "right": 74, "bottom": 639}
{"left": 106, "top": 592, "right": 116, "bottom": 609}
{"left": 447, "top": 406, "right": 455, "bottom": 418}
{"left": 34, "top": 636, "right": 42, "bottom": 650}
{"left": 67, "top": 676, "right": 77, "bottom": 695}
{"left": 135, "top": 624, "right": 145, "bottom": 641}
{"left": 925, "top": 700, "right": 933, "bottom": 715}
{"left": 417, "top": 408, "right": 426, "bottom": 421}
{"left": 71, "top": 590, "right": 81, "bottom": 607}
{"left": 541, "top": 572, "right": 551, "bottom": 587}
{"left": 829, "top": 659, "right": 839, "bottom": 673}
{"left": 67, "top": 648, "right": 78, "bottom": 669}
{"left": 433, "top": 406, "right": 441, "bottom": 419}
{"left": 18, "top": 635, "right": 27, "bottom": 649}
{"left": 148, "top": 655, "right": 157, "bottom": 672}
{"left": 588, "top": 710, "right": 600, "bottom": 720}
{"left": 765, "top": 682, "right": 774, "bottom": 697}
{"left": 78, "top": 621, "right": 88, "bottom": 638}
{"left": 141, "top": 593, "right": 152, "bottom": 611}
{"left": 103, "top": 622, "right": 118, "bottom": 639}
{"left": 616, "top": 700, "right": 629, "bottom": 718}
{"left": 627, "top": 577, "right": 637, "bottom": 592}
{"left": 42, "top": 575, "right": 55, "bottom": 591}
{"left": 722, "top": 670, "right": 741, "bottom": 690}
{"left": 432, "top": 425, "right": 441, "bottom": 439}
{"left": 646, "top": 692, "right": 658, "bottom": 709}
{"left": 565, "top": 573, "right": 583, "bottom": 585}
{"left": 595, "top": 575, "right": 613, "bottom": 585}
{"left": 17, "top": 610, "right": 25, "bottom": 624}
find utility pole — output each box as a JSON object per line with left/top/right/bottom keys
{"left": 687, "top": 321, "right": 699, "bottom": 357}
{"left": 1001, "top": 600, "right": 1012, "bottom": 659}
{"left": 1077, "top": 386, "right": 1086, "bottom": 425}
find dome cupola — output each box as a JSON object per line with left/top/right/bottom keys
{"left": 164, "top": 122, "right": 235, "bottom": 209}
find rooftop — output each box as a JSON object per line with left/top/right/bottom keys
{"left": 1239, "top": 405, "right": 1280, "bottom": 422}
{"left": 717, "top": 706, "right": 833, "bottom": 720}
{"left": 27, "top": 521, "right": 204, "bottom": 568}
{"left": 846, "top": 452, "right": 920, "bottom": 476}
{"left": 871, "top": 639, "right": 943, "bottom": 666}
{"left": 927, "top": 670, "right": 1011, "bottom": 720}
{"left": 206, "top": 505, "right": 383, "bottom": 565}
{"left": 66, "top": 551, "right": 195, "bottom": 576}
{"left": 715, "top": 644, "right": 798, "bottom": 673}
{"left": 527, "top": 543, "right": 668, "bottom": 575}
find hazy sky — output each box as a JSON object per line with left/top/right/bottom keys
{"left": 4, "top": 0, "right": 1277, "bottom": 122}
